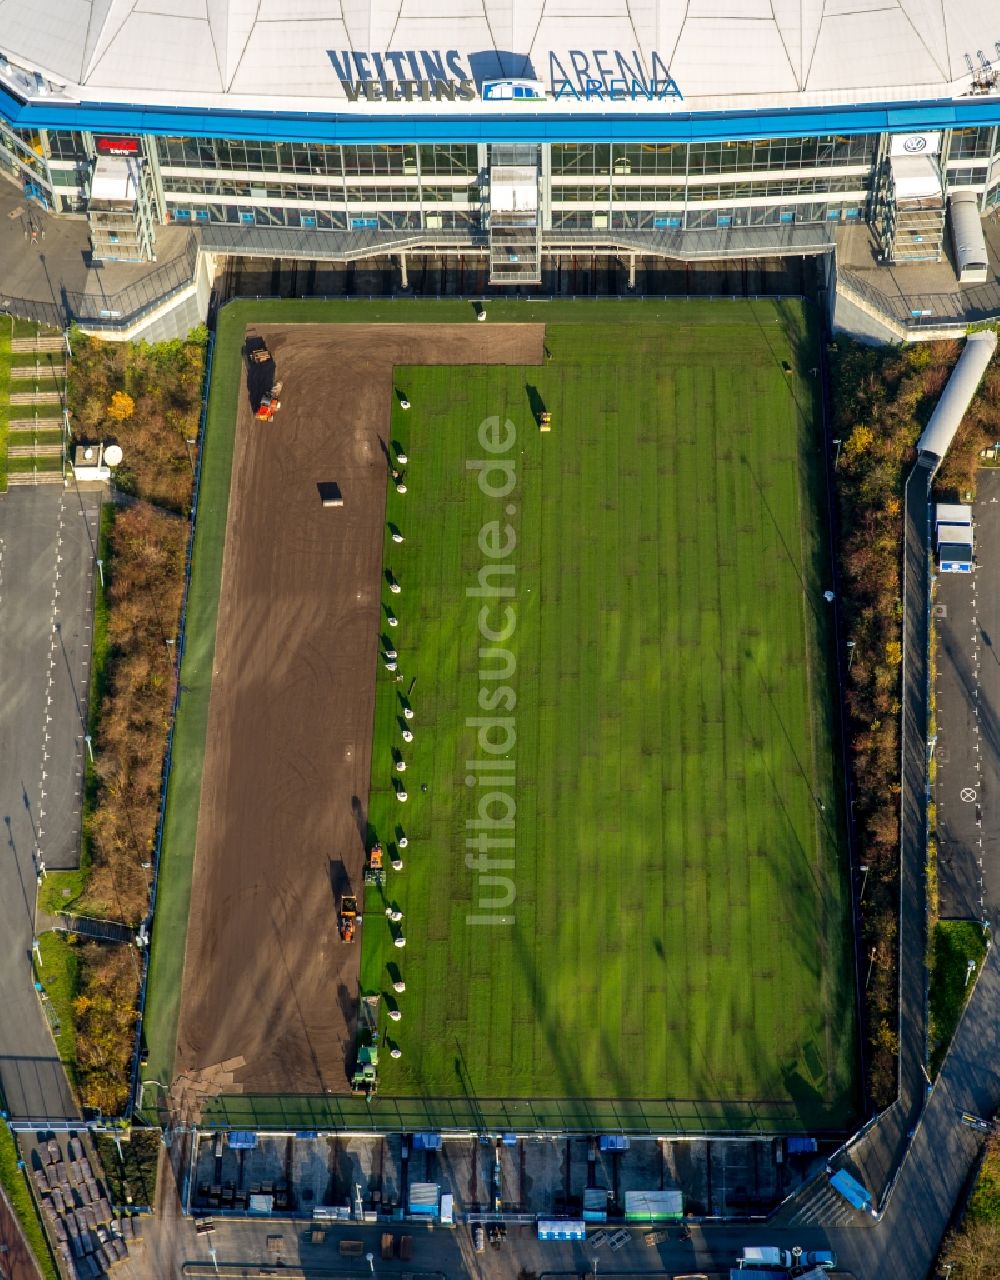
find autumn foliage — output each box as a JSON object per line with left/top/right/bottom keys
{"left": 68, "top": 329, "right": 205, "bottom": 513}
{"left": 64, "top": 329, "right": 205, "bottom": 1111}
{"left": 832, "top": 336, "right": 1000, "bottom": 1108}
{"left": 72, "top": 942, "right": 140, "bottom": 1114}
{"left": 85, "top": 501, "right": 188, "bottom": 922}
{"left": 106, "top": 390, "right": 135, "bottom": 422}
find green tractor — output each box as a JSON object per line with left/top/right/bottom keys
{"left": 350, "top": 995, "right": 381, "bottom": 1096}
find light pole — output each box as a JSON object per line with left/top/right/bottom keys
{"left": 96, "top": 558, "right": 104, "bottom": 588}
{"left": 847, "top": 639, "right": 856, "bottom": 670}
{"left": 859, "top": 864, "right": 870, "bottom": 902}
{"left": 184, "top": 437, "right": 197, "bottom": 473}
{"left": 365, "top": 1250, "right": 374, "bottom": 1273}
{"left": 866, "top": 945, "right": 877, "bottom": 989}
{"left": 833, "top": 438, "right": 842, "bottom": 467}
{"left": 84, "top": 735, "right": 94, "bottom": 763}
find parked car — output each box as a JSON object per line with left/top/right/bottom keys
{"left": 801, "top": 1249, "right": 837, "bottom": 1270}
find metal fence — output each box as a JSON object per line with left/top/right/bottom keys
{"left": 837, "top": 265, "right": 1000, "bottom": 333}
{"left": 195, "top": 1091, "right": 856, "bottom": 1139}
{"left": 0, "top": 235, "right": 198, "bottom": 335}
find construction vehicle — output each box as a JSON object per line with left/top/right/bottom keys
{"left": 338, "top": 895, "right": 359, "bottom": 943}
{"left": 255, "top": 380, "right": 283, "bottom": 421}
{"left": 364, "top": 843, "right": 385, "bottom": 887}
{"left": 350, "top": 995, "right": 381, "bottom": 1095}
{"left": 245, "top": 339, "right": 284, "bottom": 421}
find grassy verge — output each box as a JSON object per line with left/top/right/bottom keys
{"left": 929, "top": 920, "right": 988, "bottom": 1076}
{"left": 9, "top": 403, "right": 65, "bottom": 420}
{"left": 968, "top": 1136, "right": 1000, "bottom": 1222}
{"left": 141, "top": 328, "right": 238, "bottom": 1093}
{"left": 0, "top": 327, "right": 10, "bottom": 491}
{"left": 6, "top": 455, "right": 62, "bottom": 473}
{"left": 0, "top": 1125, "right": 59, "bottom": 1280}
{"left": 37, "top": 868, "right": 88, "bottom": 918}
{"left": 94, "top": 1131, "right": 159, "bottom": 1209}
{"left": 34, "top": 933, "right": 80, "bottom": 1088}
{"left": 6, "top": 428, "right": 64, "bottom": 446}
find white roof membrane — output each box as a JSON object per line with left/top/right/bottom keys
{"left": 0, "top": 0, "right": 997, "bottom": 115}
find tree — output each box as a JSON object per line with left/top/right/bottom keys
{"left": 938, "top": 1219, "right": 1000, "bottom": 1279}
{"left": 107, "top": 390, "right": 135, "bottom": 422}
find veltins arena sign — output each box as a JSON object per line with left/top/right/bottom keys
{"left": 325, "top": 48, "right": 683, "bottom": 104}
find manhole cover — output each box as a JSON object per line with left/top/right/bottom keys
{"left": 933, "top": 604, "right": 948, "bottom": 619}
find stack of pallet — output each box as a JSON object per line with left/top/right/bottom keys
{"left": 29, "top": 1133, "right": 143, "bottom": 1278}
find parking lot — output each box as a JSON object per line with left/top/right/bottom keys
{"left": 188, "top": 1132, "right": 798, "bottom": 1223}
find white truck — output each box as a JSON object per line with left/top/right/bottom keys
{"left": 740, "top": 1246, "right": 794, "bottom": 1268}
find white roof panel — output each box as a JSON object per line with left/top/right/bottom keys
{"left": 0, "top": 0, "right": 997, "bottom": 116}
{"left": 87, "top": 14, "right": 223, "bottom": 92}
{"left": 671, "top": 20, "right": 800, "bottom": 96}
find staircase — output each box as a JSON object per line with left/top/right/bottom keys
{"left": 876, "top": 154, "right": 946, "bottom": 264}
{"left": 3, "top": 326, "right": 67, "bottom": 487}
{"left": 488, "top": 146, "right": 541, "bottom": 286}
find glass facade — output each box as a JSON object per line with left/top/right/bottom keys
{"left": 1, "top": 124, "right": 996, "bottom": 241}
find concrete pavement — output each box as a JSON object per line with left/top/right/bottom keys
{"left": 0, "top": 483, "right": 99, "bottom": 1120}
{"left": 0, "top": 175, "right": 189, "bottom": 315}
{"left": 936, "top": 468, "right": 1000, "bottom": 921}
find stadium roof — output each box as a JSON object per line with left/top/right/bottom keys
{"left": 0, "top": 0, "right": 998, "bottom": 118}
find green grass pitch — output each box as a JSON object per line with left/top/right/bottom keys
{"left": 359, "top": 300, "right": 857, "bottom": 1130}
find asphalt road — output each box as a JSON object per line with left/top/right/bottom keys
{"left": 0, "top": 483, "right": 98, "bottom": 1120}
{"left": 936, "top": 469, "right": 1000, "bottom": 921}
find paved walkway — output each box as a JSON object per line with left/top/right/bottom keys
{"left": 935, "top": 469, "right": 1000, "bottom": 921}
{"left": 0, "top": 176, "right": 188, "bottom": 316}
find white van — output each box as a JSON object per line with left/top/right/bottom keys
{"left": 740, "top": 1246, "right": 794, "bottom": 1267}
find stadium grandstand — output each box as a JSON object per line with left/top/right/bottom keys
{"left": 0, "top": 0, "right": 998, "bottom": 297}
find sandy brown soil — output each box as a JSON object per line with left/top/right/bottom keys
{"left": 173, "top": 323, "right": 544, "bottom": 1097}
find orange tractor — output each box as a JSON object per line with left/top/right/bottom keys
{"left": 255, "top": 380, "right": 283, "bottom": 421}
{"left": 364, "top": 843, "right": 385, "bottom": 887}
{"left": 248, "top": 341, "right": 284, "bottom": 421}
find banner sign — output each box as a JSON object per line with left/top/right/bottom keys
{"left": 326, "top": 49, "right": 682, "bottom": 104}
{"left": 95, "top": 135, "right": 140, "bottom": 155}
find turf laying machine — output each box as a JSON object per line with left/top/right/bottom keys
{"left": 245, "top": 337, "right": 284, "bottom": 421}
{"left": 350, "top": 995, "right": 381, "bottom": 1095}
{"left": 364, "top": 843, "right": 385, "bottom": 887}
{"left": 338, "top": 894, "right": 359, "bottom": 943}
